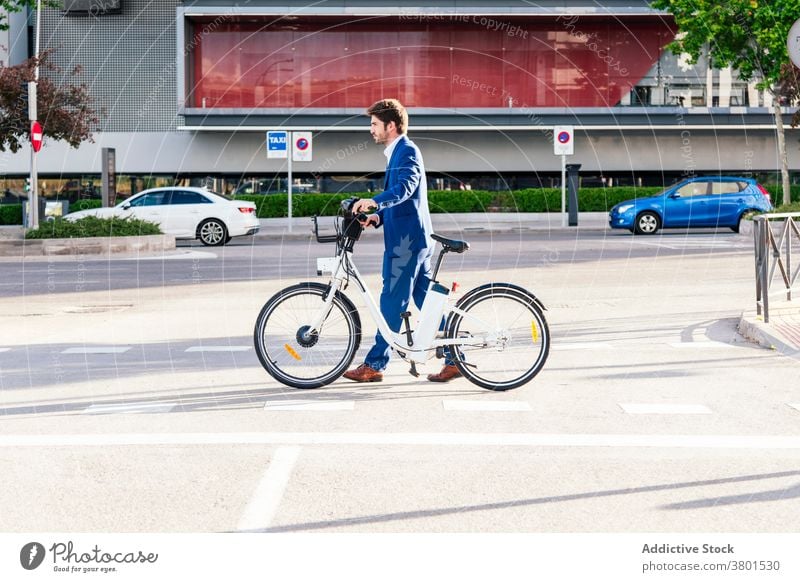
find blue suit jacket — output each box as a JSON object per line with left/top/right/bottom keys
{"left": 373, "top": 135, "right": 433, "bottom": 252}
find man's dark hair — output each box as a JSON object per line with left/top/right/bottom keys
{"left": 366, "top": 99, "right": 408, "bottom": 134}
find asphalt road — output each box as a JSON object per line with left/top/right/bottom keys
{"left": 0, "top": 229, "right": 754, "bottom": 297}
{"left": 2, "top": 228, "right": 799, "bottom": 542}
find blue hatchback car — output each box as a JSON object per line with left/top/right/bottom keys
{"left": 608, "top": 176, "right": 772, "bottom": 234}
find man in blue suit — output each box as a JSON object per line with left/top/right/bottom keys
{"left": 343, "top": 99, "right": 460, "bottom": 383}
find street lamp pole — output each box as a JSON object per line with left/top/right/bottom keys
{"left": 27, "top": 0, "right": 42, "bottom": 229}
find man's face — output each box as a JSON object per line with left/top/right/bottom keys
{"left": 370, "top": 115, "right": 394, "bottom": 145}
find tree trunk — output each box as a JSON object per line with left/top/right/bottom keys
{"left": 773, "top": 98, "right": 791, "bottom": 206}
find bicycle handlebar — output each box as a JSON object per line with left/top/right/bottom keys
{"left": 312, "top": 197, "right": 370, "bottom": 245}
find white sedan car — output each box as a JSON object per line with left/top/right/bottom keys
{"left": 65, "top": 187, "right": 259, "bottom": 246}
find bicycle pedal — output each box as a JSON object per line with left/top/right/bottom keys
{"left": 408, "top": 362, "right": 420, "bottom": 377}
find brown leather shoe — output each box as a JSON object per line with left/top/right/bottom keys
{"left": 427, "top": 364, "right": 462, "bottom": 383}
{"left": 343, "top": 363, "right": 383, "bottom": 383}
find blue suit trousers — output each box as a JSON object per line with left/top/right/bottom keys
{"left": 365, "top": 246, "right": 432, "bottom": 371}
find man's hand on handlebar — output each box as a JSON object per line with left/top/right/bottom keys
{"left": 361, "top": 214, "right": 380, "bottom": 228}
{"left": 352, "top": 198, "right": 378, "bottom": 214}
{"left": 351, "top": 198, "right": 380, "bottom": 228}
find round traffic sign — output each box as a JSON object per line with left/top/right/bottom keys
{"left": 295, "top": 137, "right": 309, "bottom": 151}
{"left": 557, "top": 131, "right": 571, "bottom": 144}
{"left": 31, "top": 121, "right": 43, "bottom": 153}
{"left": 789, "top": 18, "right": 800, "bottom": 68}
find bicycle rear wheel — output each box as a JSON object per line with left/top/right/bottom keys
{"left": 254, "top": 282, "right": 361, "bottom": 388}
{"left": 446, "top": 283, "right": 549, "bottom": 391}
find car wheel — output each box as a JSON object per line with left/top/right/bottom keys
{"left": 731, "top": 211, "right": 755, "bottom": 233}
{"left": 634, "top": 211, "right": 660, "bottom": 235}
{"left": 198, "top": 219, "right": 228, "bottom": 246}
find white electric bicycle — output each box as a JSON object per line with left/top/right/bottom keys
{"left": 254, "top": 199, "right": 550, "bottom": 391}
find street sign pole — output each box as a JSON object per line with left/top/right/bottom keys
{"left": 561, "top": 154, "right": 566, "bottom": 227}
{"left": 553, "top": 126, "right": 575, "bottom": 228}
{"left": 28, "top": 0, "right": 43, "bottom": 230}
{"left": 287, "top": 133, "right": 293, "bottom": 234}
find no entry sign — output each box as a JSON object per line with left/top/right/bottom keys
{"left": 31, "top": 121, "right": 43, "bottom": 153}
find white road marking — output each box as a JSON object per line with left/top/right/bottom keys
{"left": 264, "top": 400, "right": 355, "bottom": 411}
{"left": 237, "top": 446, "right": 301, "bottom": 532}
{"left": 443, "top": 400, "right": 532, "bottom": 411}
{"left": 668, "top": 342, "right": 735, "bottom": 349}
{"left": 61, "top": 347, "right": 131, "bottom": 354}
{"left": 186, "top": 346, "right": 252, "bottom": 352}
{"left": 4, "top": 432, "right": 800, "bottom": 450}
{"left": 83, "top": 402, "right": 177, "bottom": 415}
{"left": 0, "top": 348, "right": 10, "bottom": 352}
{"left": 619, "top": 403, "right": 713, "bottom": 415}
{"left": 135, "top": 251, "right": 218, "bottom": 261}
{"left": 553, "top": 342, "right": 613, "bottom": 351}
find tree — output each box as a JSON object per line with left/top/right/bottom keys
{"left": 651, "top": 0, "right": 800, "bottom": 206}
{"left": 0, "top": 49, "right": 100, "bottom": 153}
{"left": 0, "top": 1, "right": 59, "bottom": 31}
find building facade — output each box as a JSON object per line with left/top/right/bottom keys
{"left": 1, "top": 0, "right": 796, "bottom": 197}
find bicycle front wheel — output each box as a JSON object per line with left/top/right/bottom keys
{"left": 446, "top": 283, "right": 549, "bottom": 391}
{"left": 254, "top": 282, "right": 361, "bottom": 389}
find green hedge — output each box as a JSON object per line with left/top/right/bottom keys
{"left": 24, "top": 216, "right": 161, "bottom": 239}
{"left": 0, "top": 204, "right": 23, "bottom": 225}
{"left": 234, "top": 187, "right": 666, "bottom": 218}
{"left": 70, "top": 199, "right": 103, "bottom": 211}
{"left": 765, "top": 185, "right": 800, "bottom": 204}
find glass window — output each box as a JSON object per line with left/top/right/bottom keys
{"left": 128, "top": 191, "right": 168, "bottom": 207}
{"left": 710, "top": 181, "right": 743, "bottom": 195}
{"left": 187, "top": 17, "right": 676, "bottom": 109}
{"left": 171, "top": 191, "right": 211, "bottom": 204}
{"left": 675, "top": 181, "right": 710, "bottom": 197}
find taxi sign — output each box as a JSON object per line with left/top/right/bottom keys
{"left": 267, "top": 130, "right": 288, "bottom": 159}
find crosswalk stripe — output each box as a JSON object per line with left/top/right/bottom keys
{"left": 185, "top": 346, "right": 252, "bottom": 352}
{"left": 553, "top": 342, "right": 613, "bottom": 351}
{"left": 443, "top": 400, "right": 531, "bottom": 411}
{"left": 264, "top": 400, "right": 355, "bottom": 411}
{"left": 83, "top": 402, "right": 177, "bottom": 415}
{"left": 668, "top": 342, "right": 736, "bottom": 349}
{"left": 620, "top": 403, "right": 712, "bottom": 415}
{"left": 61, "top": 347, "right": 131, "bottom": 354}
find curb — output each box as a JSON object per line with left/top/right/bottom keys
{"left": 0, "top": 234, "right": 176, "bottom": 257}
{"left": 738, "top": 309, "right": 800, "bottom": 360}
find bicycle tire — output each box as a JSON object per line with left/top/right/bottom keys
{"left": 254, "top": 282, "right": 361, "bottom": 388}
{"left": 445, "top": 283, "right": 549, "bottom": 391}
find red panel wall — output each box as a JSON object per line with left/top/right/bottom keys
{"left": 188, "top": 17, "right": 674, "bottom": 109}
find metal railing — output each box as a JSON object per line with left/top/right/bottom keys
{"left": 753, "top": 213, "right": 800, "bottom": 323}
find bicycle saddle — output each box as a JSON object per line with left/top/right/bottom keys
{"left": 431, "top": 234, "right": 470, "bottom": 253}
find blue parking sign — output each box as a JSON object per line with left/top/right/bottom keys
{"left": 267, "top": 130, "right": 288, "bottom": 159}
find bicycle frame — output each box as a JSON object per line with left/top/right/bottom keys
{"left": 310, "top": 246, "right": 502, "bottom": 364}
